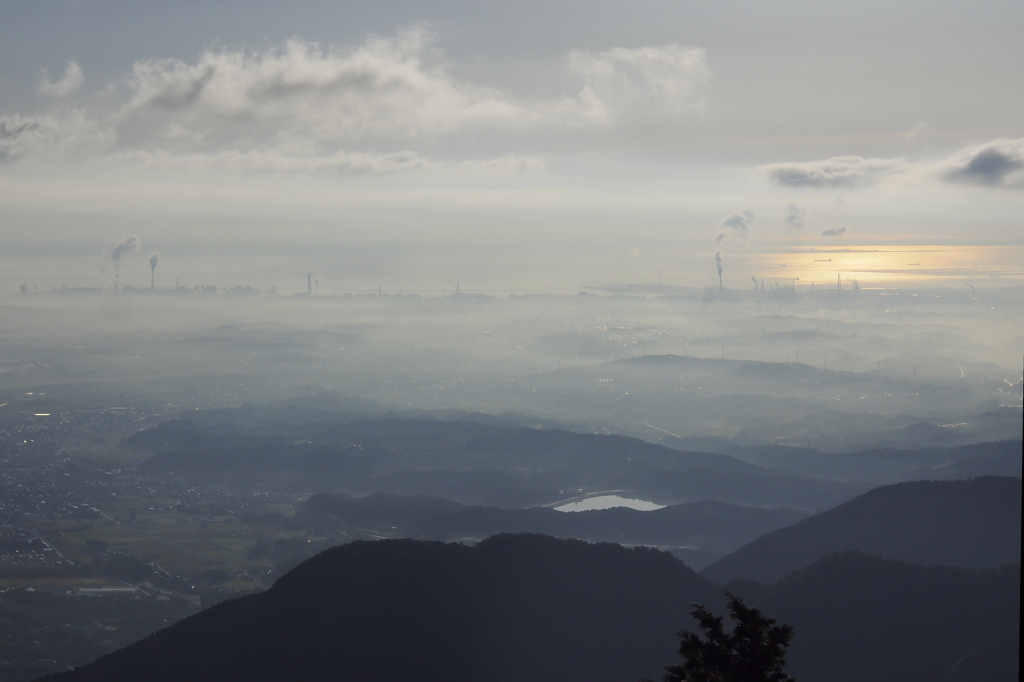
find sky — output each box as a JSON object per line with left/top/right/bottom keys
{"left": 1, "top": 0, "right": 1023, "bottom": 290}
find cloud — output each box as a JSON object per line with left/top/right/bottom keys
{"left": 820, "top": 226, "right": 846, "bottom": 237}
{"left": 115, "top": 26, "right": 623, "bottom": 147}
{"left": 568, "top": 44, "right": 710, "bottom": 117}
{"left": 782, "top": 202, "right": 805, "bottom": 229}
{"left": 0, "top": 112, "right": 114, "bottom": 163}
{"left": 718, "top": 210, "right": 754, "bottom": 238}
{"left": 112, "top": 148, "right": 435, "bottom": 175}
{"left": 111, "top": 235, "right": 140, "bottom": 264}
{"left": 766, "top": 155, "right": 908, "bottom": 188}
{"left": 116, "top": 27, "right": 534, "bottom": 145}
{"left": 764, "top": 138, "right": 1024, "bottom": 193}
{"left": 456, "top": 154, "right": 546, "bottom": 174}
{"left": 116, "top": 31, "right": 706, "bottom": 147}
{"left": 1, "top": 29, "right": 708, "bottom": 176}
{"left": 112, "top": 148, "right": 546, "bottom": 176}
{"left": 37, "top": 61, "right": 84, "bottom": 98}
{"left": 939, "top": 137, "right": 1024, "bottom": 189}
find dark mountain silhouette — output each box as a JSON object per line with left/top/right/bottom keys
{"left": 702, "top": 476, "right": 1021, "bottom": 584}
{"left": 755, "top": 552, "right": 1020, "bottom": 682}
{"left": 40, "top": 534, "right": 723, "bottom": 682}
{"left": 40, "top": 537, "right": 1019, "bottom": 682}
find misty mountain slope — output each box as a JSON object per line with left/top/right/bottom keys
{"left": 755, "top": 552, "right": 1020, "bottom": 682}
{"left": 537, "top": 353, "right": 974, "bottom": 413}
{"left": 728, "top": 406, "right": 1023, "bottom": 451}
{"left": 701, "top": 476, "right": 1022, "bottom": 584}
{"left": 515, "top": 354, "right": 1018, "bottom": 451}
{"left": 41, "top": 535, "right": 724, "bottom": 682}
{"left": 699, "top": 439, "right": 1023, "bottom": 484}
{"left": 947, "top": 626, "right": 1020, "bottom": 682}
{"left": 130, "top": 414, "right": 871, "bottom": 509}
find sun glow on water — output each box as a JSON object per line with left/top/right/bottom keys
{"left": 737, "top": 245, "right": 1024, "bottom": 289}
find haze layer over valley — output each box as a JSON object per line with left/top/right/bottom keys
{"left": 4, "top": 274, "right": 1020, "bottom": 451}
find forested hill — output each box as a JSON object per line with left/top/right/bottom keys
{"left": 126, "top": 415, "right": 872, "bottom": 510}
{"left": 702, "top": 476, "right": 1022, "bottom": 584}
{"left": 755, "top": 551, "right": 1019, "bottom": 682}
{"left": 40, "top": 534, "right": 722, "bottom": 682}
{"left": 41, "top": 534, "right": 1019, "bottom": 682}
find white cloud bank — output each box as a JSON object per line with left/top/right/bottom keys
{"left": 117, "top": 27, "right": 540, "bottom": 144}
{"left": 37, "top": 61, "right": 84, "bottom": 98}
{"left": 568, "top": 44, "right": 709, "bottom": 118}
{"left": 0, "top": 27, "right": 709, "bottom": 177}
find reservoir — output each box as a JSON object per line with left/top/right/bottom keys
{"left": 555, "top": 495, "right": 665, "bottom": 512}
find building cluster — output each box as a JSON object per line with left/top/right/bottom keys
{"left": 0, "top": 407, "right": 291, "bottom": 574}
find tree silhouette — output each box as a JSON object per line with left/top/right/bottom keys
{"left": 657, "top": 592, "right": 795, "bottom": 682}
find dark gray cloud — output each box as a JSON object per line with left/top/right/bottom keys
{"left": 0, "top": 116, "right": 42, "bottom": 163}
{"left": 718, "top": 210, "right": 753, "bottom": 237}
{"left": 0, "top": 112, "right": 114, "bottom": 162}
{"left": 765, "top": 156, "right": 906, "bottom": 188}
{"left": 820, "top": 226, "right": 846, "bottom": 238}
{"left": 940, "top": 138, "right": 1024, "bottom": 189}
{"left": 111, "top": 235, "right": 140, "bottom": 266}
{"left": 782, "top": 202, "right": 805, "bottom": 229}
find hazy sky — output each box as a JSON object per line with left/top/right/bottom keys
{"left": 1, "top": 1, "right": 1022, "bottom": 262}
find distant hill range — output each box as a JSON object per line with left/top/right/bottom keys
{"left": 126, "top": 414, "right": 874, "bottom": 511}
{"left": 123, "top": 403, "right": 1016, "bottom": 511}
{"left": 124, "top": 399, "right": 1020, "bottom": 510}
{"left": 301, "top": 492, "right": 810, "bottom": 568}
{"left": 678, "top": 438, "right": 1022, "bottom": 484}
{"left": 529, "top": 355, "right": 1023, "bottom": 451}
{"left": 43, "top": 534, "right": 1019, "bottom": 682}
{"left": 702, "top": 476, "right": 1022, "bottom": 584}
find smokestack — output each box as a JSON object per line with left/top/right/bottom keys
{"left": 307, "top": 273, "right": 312, "bottom": 296}
{"left": 715, "top": 252, "right": 723, "bottom": 292}
{"left": 149, "top": 252, "right": 159, "bottom": 290}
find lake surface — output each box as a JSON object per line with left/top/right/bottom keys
{"left": 555, "top": 495, "right": 665, "bottom": 512}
